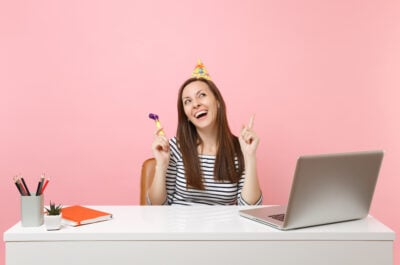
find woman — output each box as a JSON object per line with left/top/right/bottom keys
{"left": 148, "top": 61, "right": 262, "bottom": 205}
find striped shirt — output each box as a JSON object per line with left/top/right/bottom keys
{"left": 158, "top": 137, "right": 262, "bottom": 206}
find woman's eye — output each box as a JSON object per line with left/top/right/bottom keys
{"left": 184, "top": 99, "right": 191, "bottom": 105}
{"left": 199, "top": 93, "right": 206, "bottom": 98}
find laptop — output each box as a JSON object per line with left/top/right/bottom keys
{"left": 239, "top": 150, "right": 384, "bottom": 230}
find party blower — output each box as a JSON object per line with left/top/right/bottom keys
{"left": 148, "top": 113, "right": 165, "bottom": 136}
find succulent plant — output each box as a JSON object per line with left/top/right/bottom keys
{"left": 45, "top": 201, "right": 62, "bottom": 215}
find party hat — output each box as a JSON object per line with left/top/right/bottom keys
{"left": 191, "top": 59, "right": 211, "bottom": 80}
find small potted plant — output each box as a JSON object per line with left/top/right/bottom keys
{"left": 44, "top": 201, "right": 63, "bottom": 231}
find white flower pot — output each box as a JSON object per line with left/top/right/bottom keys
{"left": 44, "top": 214, "right": 62, "bottom": 231}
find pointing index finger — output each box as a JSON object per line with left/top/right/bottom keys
{"left": 248, "top": 114, "right": 255, "bottom": 129}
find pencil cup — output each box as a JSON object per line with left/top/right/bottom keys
{"left": 20, "top": 195, "right": 44, "bottom": 227}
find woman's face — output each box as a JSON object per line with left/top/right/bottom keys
{"left": 181, "top": 81, "right": 219, "bottom": 132}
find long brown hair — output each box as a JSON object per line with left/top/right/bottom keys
{"left": 176, "top": 77, "right": 244, "bottom": 190}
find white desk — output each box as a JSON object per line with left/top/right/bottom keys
{"left": 3, "top": 206, "right": 395, "bottom": 265}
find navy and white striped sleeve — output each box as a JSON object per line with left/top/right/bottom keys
{"left": 165, "top": 138, "right": 179, "bottom": 205}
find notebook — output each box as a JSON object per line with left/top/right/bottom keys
{"left": 239, "top": 150, "right": 384, "bottom": 230}
{"left": 62, "top": 205, "right": 113, "bottom": 226}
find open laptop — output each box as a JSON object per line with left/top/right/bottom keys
{"left": 239, "top": 150, "right": 384, "bottom": 230}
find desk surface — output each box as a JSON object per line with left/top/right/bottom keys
{"left": 4, "top": 205, "right": 395, "bottom": 242}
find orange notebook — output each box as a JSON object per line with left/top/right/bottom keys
{"left": 61, "top": 205, "right": 113, "bottom": 226}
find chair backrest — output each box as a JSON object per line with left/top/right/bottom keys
{"left": 140, "top": 158, "right": 156, "bottom": 205}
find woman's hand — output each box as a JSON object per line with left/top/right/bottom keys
{"left": 151, "top": 127, "right": 170, "bottom": 169}
{"left": 239, "top": 115, "right": 259, "bottom": 158}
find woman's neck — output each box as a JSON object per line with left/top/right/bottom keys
{"left": 197, "top": 130, "right": 218, "bottom": 156}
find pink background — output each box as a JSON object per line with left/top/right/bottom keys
{"left": 1, "top": 0, "right": 399, "bottom": 263}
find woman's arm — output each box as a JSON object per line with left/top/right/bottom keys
{"left": 240, "top": 154, "right": 262, "bottom": 204}
{"left": 147, "top": 164, "right": 168, "bottom": 205}
{"left": 147, "top": 129, "right": 170, "bottom": 205}
{"left": 238, "top": 115, "right": 262, "bottom": 205}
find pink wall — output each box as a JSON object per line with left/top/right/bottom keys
{"left": 1, "top": 0, "right": 399, "bottom": 263}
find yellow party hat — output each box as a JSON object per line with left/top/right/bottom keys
{"left": 191, "top": 59, "right": 211, "bottom": 80}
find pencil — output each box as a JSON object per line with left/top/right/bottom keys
{"left": 16, "top": 178, "right": 28, "bottom": 196}
{"left": 41, "top": 179, "right": 50, "bottom": 195}
{"left": 14, "top": 177, "right": 24, "bottom": 196}
{"left": 36, "top": 175, "right": 45, "bottom": 196}
{"left": 20, "top": 177, "right": 31, "bottom": 196}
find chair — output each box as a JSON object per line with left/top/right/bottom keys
{"left": 140, "top": 158, "right": 156, "bottom": 205}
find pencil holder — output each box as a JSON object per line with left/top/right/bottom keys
{"left": 20, "top": 195, "right": 44, "bottom": 227}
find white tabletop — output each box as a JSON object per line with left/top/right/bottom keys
{"left": 4, "top": 205, "right": 395, "bottom": 242}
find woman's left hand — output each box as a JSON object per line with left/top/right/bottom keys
{"left": 239, "top": 115, "right": 259, "bottom": 157}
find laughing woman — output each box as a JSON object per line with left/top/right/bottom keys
{"left": 147, "top": 61, "right": 262, "bottom": 206}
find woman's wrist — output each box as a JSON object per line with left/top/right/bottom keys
{"left": 155, "top": 163, "right": 168, "bottom": 173}
{"left": 244, "top": 153, "right": 257, "bottom": 163}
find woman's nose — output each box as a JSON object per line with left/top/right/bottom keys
{"left": 192, "top": 100, "right": 201, "bottom": 108}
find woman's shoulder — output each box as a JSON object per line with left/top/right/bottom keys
{"left": 168, "top": 137, "right": 181, "bottom": 159}
{"left": 169, "top": 136, "right": 178, "bottom": 146}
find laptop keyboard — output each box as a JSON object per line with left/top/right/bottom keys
{"left": 269, "top": 214, "right": 285, "bottom": 222}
